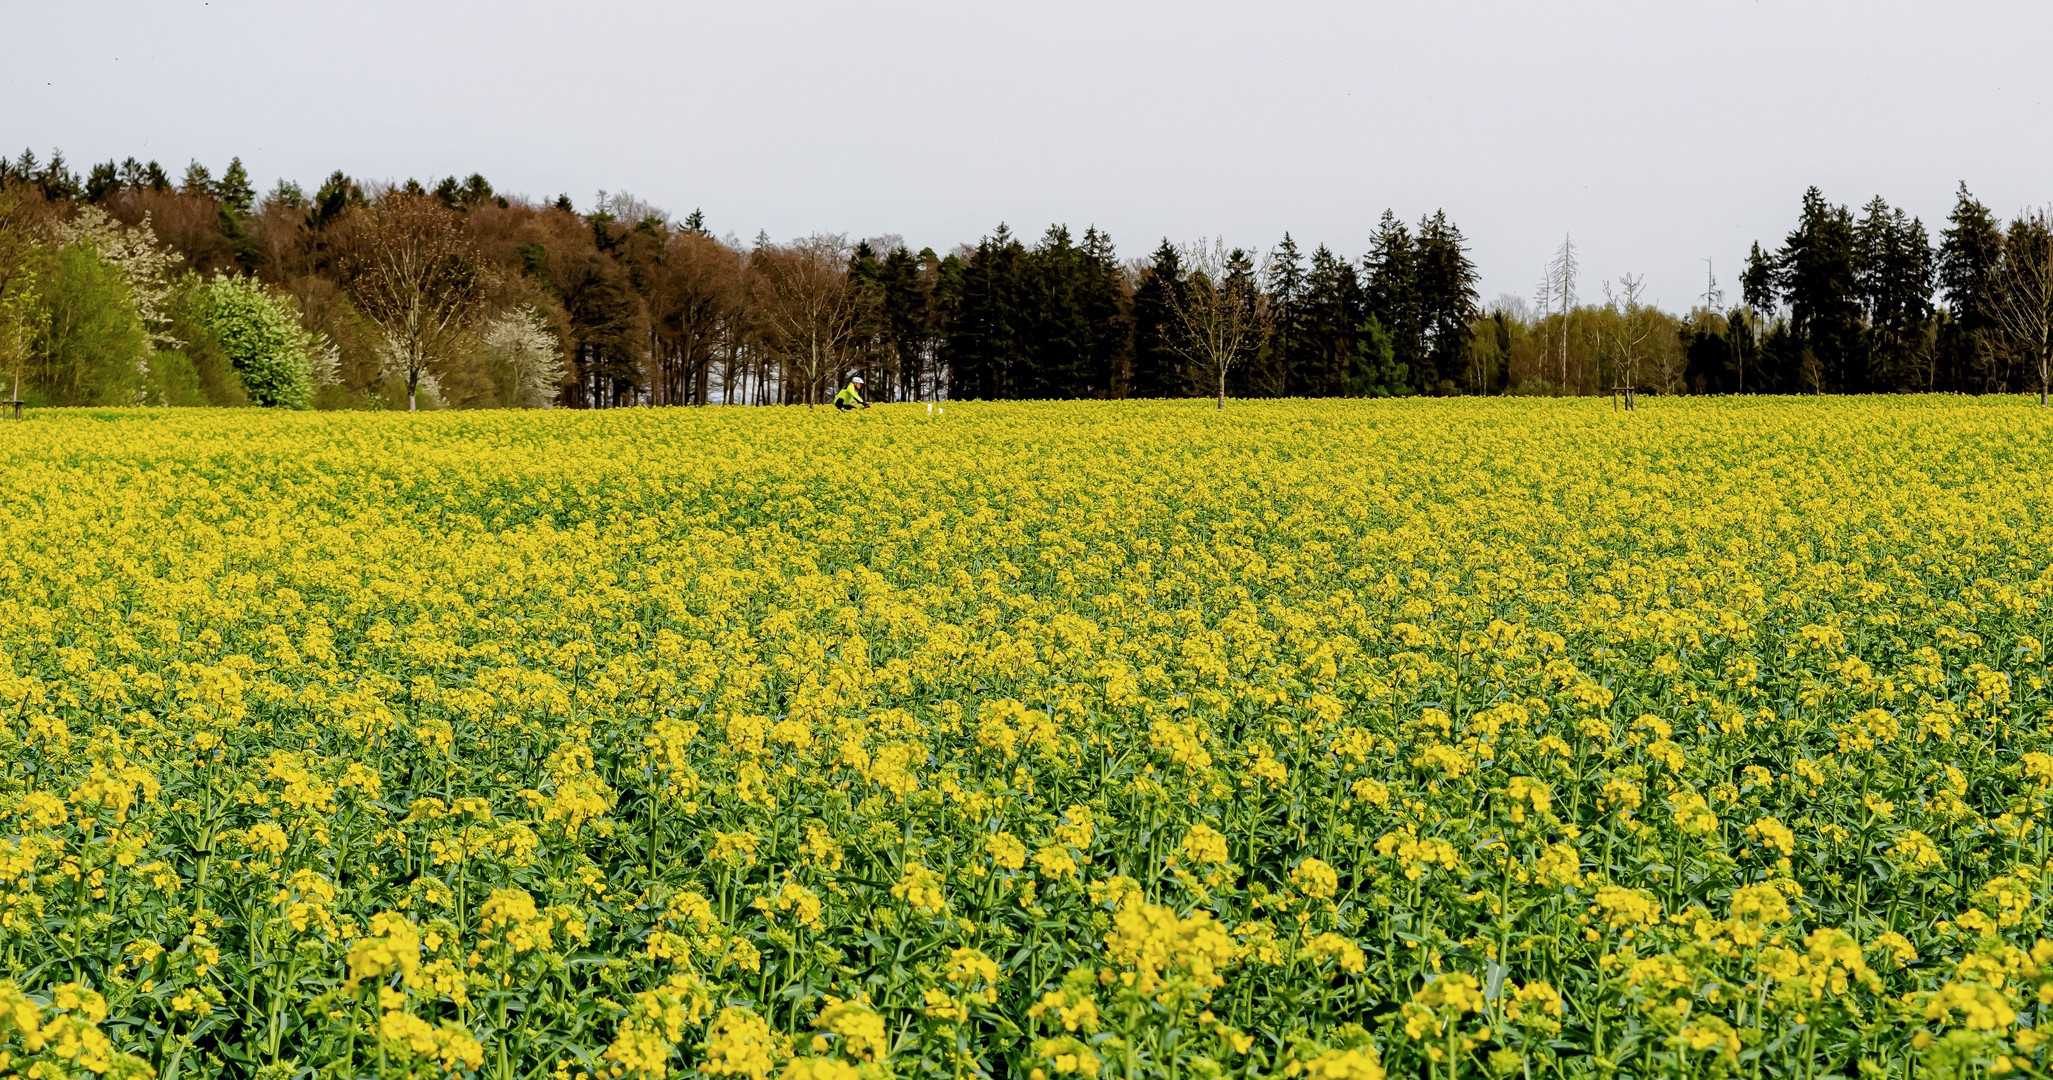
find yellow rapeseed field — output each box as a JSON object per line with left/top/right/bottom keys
{"left": 4, "top": 397, "right": 2053, "bottom": 1080}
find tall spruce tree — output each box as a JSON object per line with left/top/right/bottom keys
{"left": 1415, "top": 210, "right": 1480, "bottom": 393}
{"left": 1026, "top": 225, "right": 1126, "bottom": 399}
{"left": 1775, "top": 187, "right": 1862, "bottom": 392}
{"left": 1130, "top": 240, "right": 1185, "bottom": 398}
{"left": 875, "top": 246, "right": 930, "bottom": 399}
{"left": 845, "top": 241, "right": 889, "bottom": 392}
{"left": 1301, "top": 245, "right": 1362, "bottom": 397}
{"left": 1248, "top": 234, "right": 1305, "bottom": 398}
{"left": 943, "top": 224, "right": 1028, "bottom": 400}
{"left": 1076, "top": 227, "right": 1128, "bottom": 398}
{"left": 1939, "top": 183, "right": 2005, "bottom": 392}
{"left": 1363, "top": 213, "right": 1422, "bottom": 392}
{"left": 218, "top": 157, "right": 255, "bottom": 215}
{"left": 1854, "top": 197, "right": 1935, "bottom": 390}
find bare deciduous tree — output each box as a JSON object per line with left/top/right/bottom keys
{"left": 1170, "top": 238, "right": 1270, "bottom": 409}
{"left": 1996, "top": 208, "right": 2053, "bottom": 406}
{"left": 340, "top": 192, "right": 484, "bottom": 411}
{"left": 748, "top": 234, "right": 866, "bottom": 406}
{"left": 647, "top": 230, "right": 744, "bottom": 406}
{"left": 1605, "top": 272, "right": 1661, "bottom": 396}
{"left": 1543, "top": 233, "right": 1578, "bottom": 392}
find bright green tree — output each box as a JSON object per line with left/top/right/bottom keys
{"left": 151, "top": 273, "right": 246, "bottom": 406}
{"left": 32, "top": 243, "right": 148, "bottom": 405}
{"left": 1343, "top": 314, "right": 1408, "bottom": 397}
{"left": 203, "top": 274, "right": 315, "bottom": 408}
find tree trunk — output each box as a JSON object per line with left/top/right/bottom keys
{"left": 1217, "top": 368, "right": 1226, "bottom": 409}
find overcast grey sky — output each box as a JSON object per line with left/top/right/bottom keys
{"left": 6, "top": 1, "right": 2051, "bottom": 309}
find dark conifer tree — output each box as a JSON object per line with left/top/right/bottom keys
{"left": 1682, "top": 312, "right": 1733, "bottom": 393}
{"left": 180, "top": 160, "right": 214, "bottom": 198}
{"left": 1343, "top": 315, "right": 1408, "bottom": 396}
{"left": 85, "top": 161, "right": 119, "bottom": 203}
{"left": 1415, "top": 210, "right": 1480, "bottom": 392}
{"left": 6, "top": 148, "right": 38, "bottom": 187}
{"left": 846, "top": 241, "right": 889, "bottom": 391}
{"left": 943, "top": 224, "right": 1028, "bottom": 400}
{"left": 1249, "top": 234, "right": 1305, "bottom": 397}
{"left": 1939, "top": 183, "right": 2006, "bottom": 392}
{"left": 1854, "top": 198, "right": 1935, "bottom": 390}
{"left": 1300, "top": 245, "right": 1363, "bottom": 397}
{"left": 1727, "top": 309, "right": 1761, "bottom": 393}
{"left": 1017, "top": 226, "right": 1084, "bottom": 398}
{"left": 1775, "top": 187, "right": 1862, "bottom": 392}
{"left": 32, "top": 150, "right": 81, "bottom": 202}
{"left": 1742, "top": 242, "right": 1777, "bottom": 313}
{"left": 1076, "top": 227, "right": 1129, "bottom": 398}
{"left": 218, "top": 157, "right": 255, "bottom": 215}
{"left": 1130, "top": 240, "right": 1185, "bottom": 398}
{"left": 1363, "top": 213, "right": 1423, "bottom": 391}
{"left": 874, "top": 246, "right": 930, "bottom": 399}
{"left": 310, "top": 171, "right": 366, "bottom": 230}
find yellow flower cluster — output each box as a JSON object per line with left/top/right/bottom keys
{"left": 8, "top": 397, "right": 2053, "bottom": 1078}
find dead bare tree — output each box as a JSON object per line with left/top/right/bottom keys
{"left": 1170, "top": 238, "right": 1269, "bottom": 409}
{"left": 748, "top": 234, "right": 865, "bottom": 406}
{"left": 1603, "top": 273, "right": 1655, "bottom": 406}
{"left": 339, "top": 192, "right": 483, "bottom": 411}
{"left": 1544, "top": 233, "right": 1578, "bottom": 392}
{"left": 1996, "top": 208, "right": 2053, "bottom": 406}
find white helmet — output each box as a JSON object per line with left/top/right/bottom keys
{"left": 852, "top": 376, "right": 865, "bottom": 386}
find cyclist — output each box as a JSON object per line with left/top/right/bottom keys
{"left": 833, "top": 376, "right": 870, "bottom": 411}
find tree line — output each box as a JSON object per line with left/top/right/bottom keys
{"left": 1, "top": 147, "right": 2048, "bottom": 409}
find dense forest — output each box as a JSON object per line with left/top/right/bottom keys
{"left": 0, "top": 147, "right": 2048, "bottom": 408}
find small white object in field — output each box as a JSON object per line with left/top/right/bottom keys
{"left": 927, "top": 403, "right": 933, "bottom": 415}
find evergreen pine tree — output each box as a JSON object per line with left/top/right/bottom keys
{"left": 1301, "top": 245, "right": 1362, "bottom": 397}
{"left": 1021, "top": 225, "right": 1089, "bottom": 398}
{"left": 36, "top": 150, "right": 80, "bottom": 202}
{"left": 942, "top": 224, "right": 1027, "bottom": 400}
{"left": 218, "top": 157, "right": 255, "bottom": 215}
{"left": 1077, "top": 227, "right": 1128, "bottom": 398}
{"left": 181, "top": 160, "right": 215, "bottom": 198}
{"left": 1727, "top": 308, "right": 1761, "bottom": 393}
{"left": 845, "top": 240, "right": 888, "bottom": 392}
{"left": 1415, "top": 210, "right": 1480, "bottom": 393}
{"left": 875, "top": 246, "right": 928, "bottom": 399}
{"left": 1681, "top": 312, "right": 1732, "bottom": 393}
{"left": 1363, "top": 212, "right": 1422, "bottom": 392}
{"left": 1940, "top": 183, "right": 2005, "bottom": 392}
{"left": 1129, "top": 240, "right": 1185, "bottom": 398}
{"left": 85, "top": 161, "right": 119, "bottom": 204}
{"left": 1253, "top": 234, "right": 1305, "bottom": 397}
{"left": 1742, "top": 242, "right": 1777, "bottom": 312}
{"left": 1854, "top": 198, "right": 1935, "bottom": 390}
{"left": 311, "top": 171, "right": 367, "bottom": 230}
{"left": 1776, "top": 187, "right": 1862, "bottom": 392}
{"left": 1343, "top": 315, "right": 1407, "bottom": 396}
